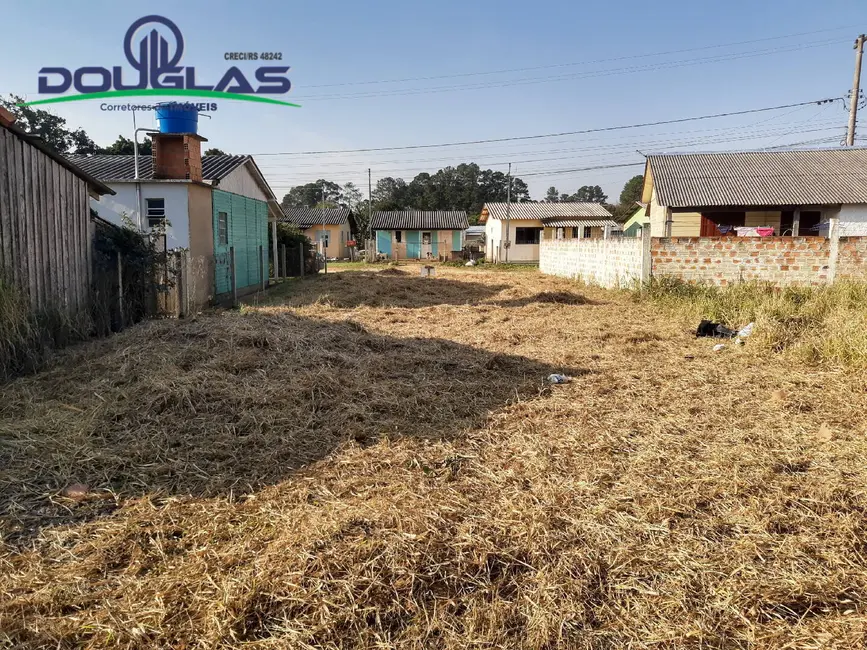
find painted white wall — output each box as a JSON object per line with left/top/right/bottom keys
{"left": 484, "top": 219, "right": 541, "bottom": 262}
{"left": 837, "top": 204, "right": 867, "bottom": 236}
{"left": 90, "top": 182, "right": 191, "bottom": 249}
{"left": 217, "top": 163, "right": 269, "bottom": 202}
{"left": 649, "top": 187, "right": 668, "bottom": 237}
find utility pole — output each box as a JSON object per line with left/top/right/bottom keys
{"left": 322, "top": 181, "right": 327, "bottom": 274}
{"left": 368, "top": 168, "right": 373, "bottom": 248}
{"left": 847, "top": 34, "right": 866, "bottom": 146}
{"left": 504, "top": 162, "right": 511, "bottom": 263}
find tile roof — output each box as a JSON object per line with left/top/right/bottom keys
{"left": 481, "top": 202, "right": 612, "bottom": 222}
{"left": 65, "top": 154, "right": 250, "bottom": 182}
{"left": 371, "top": 211, "right": 469, "bottom": 230}
{"left": 541, "top": 219, "right": 620, "bottom": 228}
{"left": 281, "top": 207, "right": 351, "bottom": 227}
{"left": 647, "top": 148, "right": 867, "bottom": 208}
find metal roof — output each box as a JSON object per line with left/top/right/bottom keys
{"left": 465, "top": 225, "right": 486, "bottom": 234}
{"left": 541, "top": 219, "right": 620, "bottom": 228}
{"left": 371, "top": 211, "right": 469, "bottom": 230}
{"left": 281, "top": 207, "right": 351, "bottom": 227}
{"left": 647, "top": 148, "right": 867, "bottom": 208}
{"left": 481, "top": 202, "right": 612, "bottom": 221}
{"left": 66, "top": 154, "right": 250, "bottom": 183}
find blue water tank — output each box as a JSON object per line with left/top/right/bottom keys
{"left": 155, "top": 104, "right": 199, "bottom": 134}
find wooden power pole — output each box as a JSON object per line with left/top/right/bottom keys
{"left": 846, "top": 34, "right": 866, "bottom": 146}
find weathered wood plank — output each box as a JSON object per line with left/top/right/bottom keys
{"left": 55, "top": 161, "right": 68, "bottom": 308}
{"left": 0, "top": 129, "right": 12, "bottom": 276}
{"left": 45, "top": 157, "right": 57, "bottom": 303}
{"left": 23, "top": 141, "right": 42, "bottom": 310}
{"left": 36, "top": 148, "right": 50, "bottom": 309}
{"left": 14, "top": 137, "right": 34, "bottom": 306}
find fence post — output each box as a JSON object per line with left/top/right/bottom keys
{"left": 827, "top": 215, "right": 840, "bottom": 285}
{"left": 299, "top": 244, "right": 305, "bottom": 277}
{"left": 230, "top": 246, "right": 238, "bottom": 306}
{"left": 117, "top": 251, "right": 124, "bottom": 328}
{"left": 640, "top": 226, "right": 652, "bottom": 289}
{"left": 280, "top": 244, "right": 287, "bottom": 280}
{"left": 259, "top": 245, "right": 265, "bottom": 291}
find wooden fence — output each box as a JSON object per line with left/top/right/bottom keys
{"left": 0, "top": 125, "right": 92, "bottom": 319}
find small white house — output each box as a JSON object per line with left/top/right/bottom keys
{"left": 480, "top": 202, "right": 617, "bottom": 263}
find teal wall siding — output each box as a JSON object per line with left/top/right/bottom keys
{"left": 376, "top": 230, "right": 392, "bottom": 255}
{"left": 406, "top": 230, "right": 421, "bottom": 258}
{"left": 213, "top": 189, "right": 268, "bottom": 296}
{"left": 452, "top": 230, "right": 462, "bottom": 251}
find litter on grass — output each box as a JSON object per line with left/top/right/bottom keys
{"left": 713, "top": 343, "right": 726, "bottom": 352}
{"left": 547, "top": 373, "right": 572, "bottom": 384}
{"left": 696, "top": 320, "right": 737, "bottom": 338}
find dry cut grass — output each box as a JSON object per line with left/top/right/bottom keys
{"left": 2, "top": 267, "right": 867, "bottom": 649}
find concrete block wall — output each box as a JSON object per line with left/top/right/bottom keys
{"left": 540, "top": 237, "right": 644, "bottom": 288}
{"left": 650, "top": 237, "right": 831, "bottom": 287}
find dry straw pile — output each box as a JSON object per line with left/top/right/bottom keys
{"left": 2, "top": 267, "right": 867, "bottom": 648}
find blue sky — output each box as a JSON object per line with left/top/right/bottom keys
{"left": 2, "top": 0, "right": 864, "bottom": 202}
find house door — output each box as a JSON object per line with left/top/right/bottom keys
{"left": 421, "top": 232, "right": 433, "bottom": 258}
{"left": 406, "top": 231, "right": 421, "bottom": 258}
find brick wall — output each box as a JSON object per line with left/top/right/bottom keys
{"left": 540, "top": 238, "right": 643, "bottom": 288}
{"left": 651, "top": 237, "right": 831, "bottom": 286}
{"left": 836, "top": 237, "right": 867, "bottom": 281}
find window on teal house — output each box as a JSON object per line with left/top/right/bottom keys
{"left": 395, "top": 230, "right": 402, "bottom": 243}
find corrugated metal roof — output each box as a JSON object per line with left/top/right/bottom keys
{"left": 281, "top": 207, "right": 351, "bottom": 227}
{"left": 66, "top": 154, "right": 250, "bottom": 182}
{"left": 541, "top": 219, "right": 620, "bottom": 228}
{"left": 647, "top": 148, "right": 867, "bottom": 208}
{"left": 465, "top": 225, "right": 486, "bottom": 234}
{"left": 370, "top": 211, "right": 469, "bottom": 230}
{"left": 482, "top": 202, "right": 612, "bottom": 221}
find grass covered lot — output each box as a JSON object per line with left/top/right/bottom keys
{"left": 2, "top": 266, "right": 867, "bottom": 648}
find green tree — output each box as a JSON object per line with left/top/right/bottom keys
{"left": 619, "top": 175, "right": 644, "bottom": 206}
{"left": 204, "top": 148, "right": 227, "bottom": 156}
{"left": 101, "top": 135, "right": 152, "bottom": 155}
{"left": 339, "top": 181, "right": 363, "bottom": 210}
{"left": 1, "top": 94, "right": 74, "bottom": 153}
{"left": 572, "top": 185, "right": 608, "bottom": 203}
{"left": 545, "top": 186, "right": 560, "bottom": 202}
{"left": 282, "top": 180, "right": 342, "bottom": 211}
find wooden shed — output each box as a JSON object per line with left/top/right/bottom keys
{"left": 0, "top": 107, "right": 114, "bottom": 318}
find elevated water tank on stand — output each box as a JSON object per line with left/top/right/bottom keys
{"left": 154, "top": 103, "right": 199, "bottom": 134}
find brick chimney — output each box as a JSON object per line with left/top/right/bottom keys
{"left": 151, "top": 132, "right": 208, "bottom": 181}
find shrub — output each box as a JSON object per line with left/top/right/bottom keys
{"left": 636, "top": 277, "right": 867, "bottom": 366}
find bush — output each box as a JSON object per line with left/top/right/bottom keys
{"left": 636, "top": 277, "right": 867, "bottom": 366}
{"left": 0, "top": 275, "right": 87, "bottom": 381}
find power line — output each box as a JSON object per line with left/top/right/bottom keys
{"left": 252, "top": 98, "right": 842, "bottom": 157}
{"left": 255, "top": 123, "right": 844, "bottom": 173}
{"left": 293, "top": 39, "right": 841, "bottom": 102}
{"left": 302, "top": 26, "right": 850, "bottom": 89}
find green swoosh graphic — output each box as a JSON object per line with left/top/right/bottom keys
{"left": 21, "top": 89, "right": 300, "bottom": 107}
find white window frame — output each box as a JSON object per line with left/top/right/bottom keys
{"left": 146, "top": 197, "right": 166, "bottom": 229}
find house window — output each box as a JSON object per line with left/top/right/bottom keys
{"left": 146, "top": 198, "right": 166, "bottom": 229}
{"left": 515, "top": 227, "right": 542, "bottom": 245}
{"left": 318, "top": 230, "right": 329, "bottom": 248}
{"left": 395, "top": 230, "right": 402, "bottom": 243}
{"left": 422, "top": 232, "right": 432, "bottom": 245}
{"left": 583, "top": 226, "right": 592, "bottom": 239}
{"left": 572, "top": 227, "right": 579, "bottom": 239}
{"left": 218, "top": 211, "right": 228, "bottom": 245}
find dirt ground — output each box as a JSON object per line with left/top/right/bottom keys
{"left": 2, "top": 265, "right": 867, "bottom": 649}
